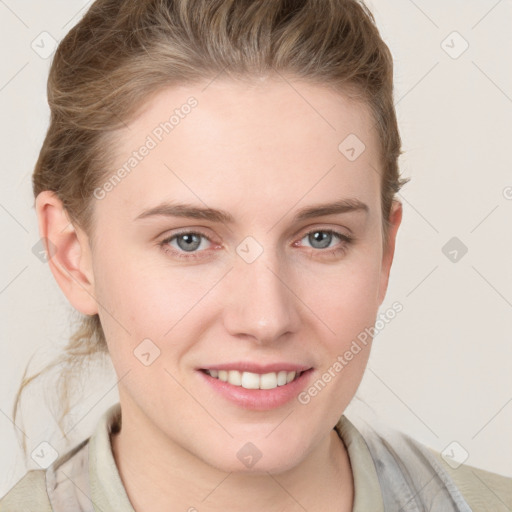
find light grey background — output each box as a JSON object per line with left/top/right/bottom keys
{"left": 1, "top": 0, "right": 511, "bottom": 495}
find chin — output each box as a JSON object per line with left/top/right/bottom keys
{"left": 196, "top": 436, "right": 310, "bottom": 475}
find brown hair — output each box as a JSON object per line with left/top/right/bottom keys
{"left": 15, "top": 0, "right": 408, "bottom": 458}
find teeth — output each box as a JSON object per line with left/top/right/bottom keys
{"left": 206, "top": 369, "right": 300, "bottom": 389}
{"left": 228, "top": 370, "right": 242, "bottom": 386}
{"left": 260, "top": 372, "right": 277, "bottom": 390}
{"left": 241, "top": 371, "right": 260, "bottom": 389}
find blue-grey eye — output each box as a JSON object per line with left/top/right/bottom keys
{"left": 176, "top": 233, "right": 203, "bottom": 252}
{"left": 307, "top": 230, "right": 336, "bottom": 249}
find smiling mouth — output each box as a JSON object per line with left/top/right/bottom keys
{"left": 200, "top": 369, "right": 307, "bottom": 390}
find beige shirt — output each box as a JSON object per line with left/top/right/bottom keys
{"left": 1, "top": 402, "right": 511, "bottom": 511}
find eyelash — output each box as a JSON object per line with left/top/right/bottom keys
{"left": 159, "top": 228, "right": 354, "bottom": 261}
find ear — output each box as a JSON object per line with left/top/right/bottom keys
{"left": 377, "top": 199, "right": 402, "bottom": 305}
{"left": 34, "top": 190, "right": 99, "bottom": 316}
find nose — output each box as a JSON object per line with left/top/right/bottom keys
{"left": 222, "top": 247, "right": 301, "bottom": 345}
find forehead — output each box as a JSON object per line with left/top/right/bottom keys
{"left": 96, "top": 77, "right": 381, "bottom": 225}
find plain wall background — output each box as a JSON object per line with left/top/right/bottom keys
{"left": 1, "top": 0, "right": 511, "bottom": 495}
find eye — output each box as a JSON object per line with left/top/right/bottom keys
{"left": 298, "top": 228, "right": 353, "bottom": 255}
{"left": 159, "top": 230, "right": 215, "bottom": 259}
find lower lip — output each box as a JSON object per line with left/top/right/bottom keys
{"left": 197, "top": 369, "right": 314, "bottom": 411}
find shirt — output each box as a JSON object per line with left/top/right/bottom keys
{"left": 1, "top": 402, "right": 511, "bottom": 511}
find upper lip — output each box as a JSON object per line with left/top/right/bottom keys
{"left": 199, "top": 362, "right": 312, "bottom": 374}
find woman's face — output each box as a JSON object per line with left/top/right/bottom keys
{"left": 85, "top": 76, "right": 401, "bottom": 473}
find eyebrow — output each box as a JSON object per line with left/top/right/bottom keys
{"left": 134, "top": 198, "right": 369, "bottom": 224}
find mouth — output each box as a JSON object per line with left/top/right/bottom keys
{"left": 197, "top": 365, "right": 314, "bottom": 410}
{"left": 200, "top": 369, "right": 306, "bottom": 390}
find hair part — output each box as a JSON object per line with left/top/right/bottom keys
{"left": 16, "top": 0, "right": 408, "bottom": 458}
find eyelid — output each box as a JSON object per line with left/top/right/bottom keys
{"left": 159, "top": 229, "right": 218, "bottom": 246}
{"left": 297, "top": 223, "right": 352, "bottom": 239}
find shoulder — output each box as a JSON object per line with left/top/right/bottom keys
{"left": 427, "top": 447, "right": 512, "bottom": 512}
{"left": 0, "top": 469, "right": 52, "bottom": 511}
{"left": 341, "top": 413, "right": 512, "bottom": 511}
{"left": 0, "top": 436, "right": 91, "bottom": 511}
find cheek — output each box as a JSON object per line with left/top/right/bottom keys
{"left": 92, "top": 247, "right": 219, "bottom": 358}
{"left": 296, "top": 255, "right": 382, "bottom": 423}
{"left": 304, "top": 249, "right": 382, "bottom": 342}
{"left": 331, "top": 269, "right": 380, "bottom": 334}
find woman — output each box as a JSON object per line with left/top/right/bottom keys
{"left": 1, "top": 0, "right": 511, "bottom": 510}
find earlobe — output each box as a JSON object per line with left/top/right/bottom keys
{"left": 34, "top": 191, "right": 99, "bottom": 316}
{"left": 377, "top": 200, "right": 403, "bottom": 305}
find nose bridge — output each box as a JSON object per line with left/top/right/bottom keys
{"left": 222, "top": 240, "right": 300, "bottom": 343}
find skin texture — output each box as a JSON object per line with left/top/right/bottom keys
{"left": 35, "top": 75, "right": 402, "bottom": 512}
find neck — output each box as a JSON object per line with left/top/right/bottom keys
{"left": 111, "top": 407, "right": 354, "bottom": 512}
